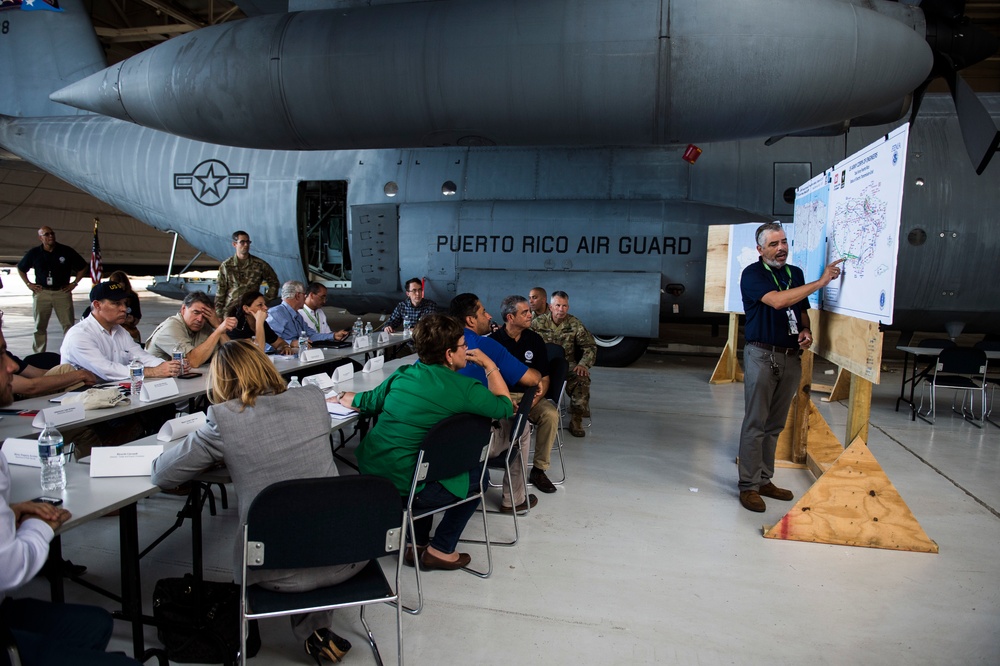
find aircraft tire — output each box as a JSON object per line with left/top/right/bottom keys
{"left": 594, "top": 336, "right": 649, "bottom": 367}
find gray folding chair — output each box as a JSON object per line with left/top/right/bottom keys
{"left": 917, "top": 347, "right": 988, "bottom": 426}
{"left": 240, "top": 475, "right": 405, "bottom": 665}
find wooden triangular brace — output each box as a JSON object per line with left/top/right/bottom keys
{"left": 764, "top": 436, "right": 938, "bottom": 553}
{"left": 709, "top": 343, "right": 744, "bottom": 384}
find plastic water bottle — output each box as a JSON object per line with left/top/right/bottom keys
{"left": 403, "top": 318, "right": 412, "bottom": 338}
{"left": 364, "top": 321, "right": 373, "bottom": 337}
{"left": 172, "top": 343, "right": 185, "bottom": 376}
{"left": 128, "top": 357, "right": 144, "bottom": 399}
{"left": 353, "top": 317, "right": 364, "bottom": 338}
{"left": 298, "top": 331, "right": 309, "bottom": 361}
{"left": 38, "top": 421, "right": 66, "bottom": 492}
{"left": 287, "top": 376, "right": 302, "bottom": 389}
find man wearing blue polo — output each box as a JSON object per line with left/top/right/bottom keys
{"left": 738, "top": 223, "right": 843, "bottom": 513}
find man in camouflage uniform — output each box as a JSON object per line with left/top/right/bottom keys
{"left": 531, "top": 290, "right": 595, "bottom": 437}
{"left": 214, "top": 230, "right": 280, "bottom": 319}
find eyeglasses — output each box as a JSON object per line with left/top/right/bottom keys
{"left": 40, "top": 232, "right": 55, "bottom": 237}
{"left": 235, "top": 240, "right": 252, "bottom": 246}
{"left": 407, "top": 288, "right": 423, "bottom": 294}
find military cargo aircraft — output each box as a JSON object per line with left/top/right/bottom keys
{"left": 0, "top": 0, "right": 997, "bottom": 366}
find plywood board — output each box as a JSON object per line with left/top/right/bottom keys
{"left": 810, "top": 310, "right": 883, "bottom": 384}
{"left": 817, "top": 367, "right": 851, "bottom": 402}
{"left": 764, "top": 437, "right": 938, "bottom": 553}
{"left": 704, "top": 225, "right": 730, "bottom": 313}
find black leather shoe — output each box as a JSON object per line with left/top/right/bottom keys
{"left": 304, "top": 628, "right": 351, "bottom": 664}
{"left": 500, "top": 494, "right": 538, "bottom": 513}
{"left": 529, "top": 467, "right": 557, "bottom": 493}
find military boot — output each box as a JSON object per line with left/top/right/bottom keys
{"left": 569, "top": 414, "right": 585, "bottom": 437}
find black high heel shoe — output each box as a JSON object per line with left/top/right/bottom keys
{"left": 304, "top": 628, "right": 352, "bottom": 664}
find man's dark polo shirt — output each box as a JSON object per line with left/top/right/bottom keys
{"left": 741, "top": 258, "right": 809, "bottom": 349}
{"left": 490, "top": 326, "right": 549, "bottom": 378}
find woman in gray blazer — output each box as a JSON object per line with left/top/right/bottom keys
{"left": 152, "top": 340, "right": 355, "bottom": 664}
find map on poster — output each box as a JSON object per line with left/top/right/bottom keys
{"left": 724, "top": 222, "right": 794, "bottom": 314}
{"left": 790, "top": 124, "right": 909, "bottom": 324}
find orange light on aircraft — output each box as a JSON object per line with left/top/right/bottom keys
{"left": 682, "top": 144, "right": 702, "bottom": 164}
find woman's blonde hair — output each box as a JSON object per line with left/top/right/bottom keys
{"left": 208, "top": 340, "right": 286, "bottom": 408}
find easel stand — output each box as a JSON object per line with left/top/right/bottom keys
{"left": 764, "top": 311, "right": 938, "bottom": 553}
{"left": 710, "top": 313, "right": 744, "bottom": 384}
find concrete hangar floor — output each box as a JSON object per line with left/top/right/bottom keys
{"left": 1, "top": 282, "right": 997, "bottom": 665}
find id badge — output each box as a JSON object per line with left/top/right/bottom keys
{"left": 786, "top": 309, "right": 798, "bottom": 335}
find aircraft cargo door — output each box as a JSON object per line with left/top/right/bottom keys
{"left": 351, "top": 204, "right": 400, "bottom": 290}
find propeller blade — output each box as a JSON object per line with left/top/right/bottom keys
{"left": 948, "top": 71, "right": 1000, "bottom": 175}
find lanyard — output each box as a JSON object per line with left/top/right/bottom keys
{"left": 763, "top": 263, "right": 793, "bottom": 291}
{"left": 303, "top": 307, "right": 320, "bottom": 329}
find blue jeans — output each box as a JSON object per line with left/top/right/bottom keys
{"left": 0, "top": 597, "right": 140, "bottom": 666}
{"left": 408, "top": 474, "right": 481, "bottom": 554}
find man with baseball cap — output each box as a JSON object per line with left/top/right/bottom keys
{"left": 61, "top": 282, "right": 180, "bottom": 381}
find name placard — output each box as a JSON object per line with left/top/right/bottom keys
{"left": 32, "top": 404, "right": 85, "bottom": 429}
{"left": 362, "top": 356, "right": 384, "bottom": 373}
{"left": 304, "top": 372, "right": 334, "bottom": 390}
{"left": 299, "top": 348, "right": 325, "bottom": 363}
{"left": 140, "top": 378, "right": 179, "bottom": 402}
{"left": 157, "top": 412, "right": 207, "bottom": 442}
{"left": 90, "top": 445, "right": 164, "bottom": 477}
{"left": 2, "top": 438, "right": 43, "bottom": 467}
{"left": 332, "top": 364, "right": 355, "bottom": 383}
{"left": 378, "top": 330, "right": 391, "bottom": 343}
{"left": 352, "top": 335, "right": 371, "bottom": 350}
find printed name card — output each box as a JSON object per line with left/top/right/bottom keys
{"left": 140, "top": 378, "right": 179, "bottom": 402}
{"left": 378, "top": 330, "right": 391, "bottom": 344}
{"left": 304, "top": 373, "right": 334, "bottom": 390}
{"left": 362, "top": 356, "right": 384, "bottom": 373}
{"left": 300, "top": 348, "right": 325, "bottom": 363}
{"left": 90, "top": 445, "right": 164, "bottom": 477}
{"left": 32, "top": 404, "right": 85, "bottom": 429}
{"left": 352, "top": 334, "right": 372, "bottom": 350}
{"left": 332, "top": 364, "right": 355, "bottom": 383}
{"left": 157, "top": 412, "right": 207, "bottom": 442}
{"left": 2, "top": 438, "right": 43, "bottom": 467}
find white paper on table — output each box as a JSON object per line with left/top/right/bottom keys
{"left": 332, "top": 364, "right": 355, "bottom": 383}
{"left": 298, "top": 348, "right": 323, "bottom": 363}
{"left": 362, "top": 356, "right": 384, "bottom": 373}
{"left": 352, "top": 335, "right": 371, "bottom": 349}
{"left": 1, "top": 438, "right": 43, "bottom": 467}
{"left": 157, "top": 412, "right": 207, "bottom": 442}
{"left": 32, "top": 404, "right": 85, "bottom": 428}
{"left": 140, "top": 378, "right": 179, "bottom": 402}
{"left": 303, "top": 372, "right": 334, "bottom": 390}
{"left": 326, "top": 402, "right": 356, "bottom": 419}
{"left": 378, "top": 330, "right": 391, "bottom": 343}
{"left": 90, "top": 445, "right": 164, "bottom": 477}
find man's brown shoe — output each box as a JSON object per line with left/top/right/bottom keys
{"left": 739, "top": 490, "right": 766, "bottom": 513}
{"left": 499, "top": 494, "right": 538, "bottom": 514}
{"left": 568, "top": 416, "right": 585, "bottom": 437}
{"left": 758, "top": 482, "right": 794, "bottom": 501}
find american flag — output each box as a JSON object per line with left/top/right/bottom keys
{"left": 90, "top": 218, "right": 103, "bottom": 283}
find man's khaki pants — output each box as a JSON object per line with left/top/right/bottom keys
{"left": 488, "top": 418, "right": 531, "bottom": 508}
{"left": 32, "top": 289, "right": 75, "bottom": 353}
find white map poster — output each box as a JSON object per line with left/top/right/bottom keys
{"left": 823, "top": 124, "right": 909, "bottom": 324}
{"left": 792, "top": 171, "right": 831, "bottom": 308}
{"left": 724, "top": 222, "right": 794, "bottom": 314}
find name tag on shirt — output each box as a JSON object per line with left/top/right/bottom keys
{"left": 140, "top": 378, "right": 179, "bottom": 402}
{"left": 32, "top": 404, "right": 85, "bottom": 429}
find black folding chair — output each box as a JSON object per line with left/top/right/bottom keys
{"left": 402, "top": 413, "right": 493, "bottom": 615}
{"left": 240, "top": 475, "right": 405, "bottom": 665}
{"left": 917, "top": 347, "right": 988, "bottom": 427}
{"left": 974, "top": 339, "right": 1000, "bottom": 428}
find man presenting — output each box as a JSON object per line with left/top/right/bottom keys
{"left": 490, "top": 295, "right": 560, "bottom": 494}
{"left": 267, "top": 281, "right": 349, "bottom": 346}
{"left": 1, "top": 322, "right": 142, "bottom": 666}
{"left": 384, "top": 278, "right": 439, "bottom": 333}
{"left": 61, "top": 282, "right": 180, "bottom": 381}
{"left": 17, "top": 226, "right": 88, "bottom": 353}
{"left": 450, "top": 293, "right": 541, "bottom": 512}
{"left": 532, "top": 291, "right": 596, "bottom": 437}
{"left": 146, "top": 292, "right": 236, "bottom": 369}
{"left": 737, "top": 222, "right": 843, "bottom": 513}
{"left": 214, "top": 230, "right": 280, "bottom": 319}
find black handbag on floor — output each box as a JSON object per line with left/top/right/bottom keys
{"left": 152, "top": 575, "right": 261, "bottom": 664}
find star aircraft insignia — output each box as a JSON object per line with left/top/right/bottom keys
{"left": 173, "top": 159, "right": 249, "bottom": 206}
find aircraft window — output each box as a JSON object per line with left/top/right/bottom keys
{"left": 442, "top": 181, "right": 457, "bottom": 196}
{"left": 782, "top": 187, "right": 795, "bottom": 205}
{"left": 384, "top": 182, "right": 398, "bottom": 197}
{"left": 907, "top": 228, "right": 927, "bottom": 246}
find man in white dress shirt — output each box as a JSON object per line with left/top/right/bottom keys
{"left": 61, "top": 282, "right": 180, "bottom": 381}
{"left": 301, "top": 282, "right": 332, "bottom": 334}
